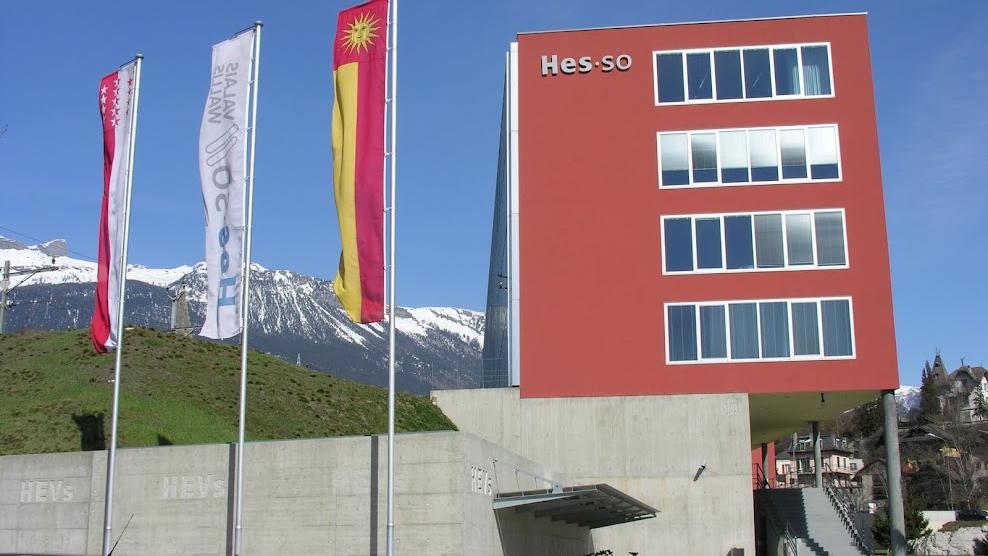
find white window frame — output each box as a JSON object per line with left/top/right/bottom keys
{"left": 660, "top": 209, "right": 850, "bottom": 275}
{"left": 652, "top": 42, "right": 835, "bottom": 106}
{"left": 664, "top": 296, "right": 856, "bottom": 365}
{"left": 656, "top": 124, "right": 843, "bottom": 189}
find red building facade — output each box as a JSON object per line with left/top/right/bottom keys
{"left": 512, "top": 14, "right": 898, "bottom": 399}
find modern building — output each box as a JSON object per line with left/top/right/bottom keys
{"left": 0, "top": 12, "right": 902, "bottom": 556}
{"left": 468, "top": 11, "right": 900, "bottom": 555}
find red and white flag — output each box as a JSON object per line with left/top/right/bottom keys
{"left": 91, "top": 63, "right": 137, "bottom": 353}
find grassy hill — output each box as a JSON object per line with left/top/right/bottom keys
{"left": 0, "top": 328, "right": 456, "bottom": 456}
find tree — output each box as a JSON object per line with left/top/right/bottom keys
{"left": 973, "top": 383, "right": 988, "bottom": 420}
{"left": 854, "top": 399, "right": 883, "bottom": 437}
{"left": 872, "top": 497, "right": 931, "bottom": 547}
{"left": 920, "top": 362, "right": 942, "bottom": 420}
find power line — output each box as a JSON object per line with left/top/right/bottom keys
{"left": 0, "top": 224, "right": 97, "bottom": 262}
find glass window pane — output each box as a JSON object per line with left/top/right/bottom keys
{"left": 749, "top": 130, "right": 779, "bottom": 182}
{"left": 720, "top": 130, "right": 749, "bottom": 183}
{"left": 664, "top": 218, "right": 693, "bottom": 272}
{"left": 696, "top": 218, "right": 723, "bottom": 269}
{"left": 774, "top": 48, "right": 801, "bottom": 95}
{"left": 822, "top": 299, "right": 852, "bottom": 356}
{"left": 660, "top": 133, "right": 690, "bottom": 186}
{"left": 792, "top": 302, "right": 820, "bottom": 355}
{"left": 754, "top": 214, "right": 784, "bottom": 268}
{"left": 725, "top": 215, "right": 754, "bottom": 270}
{"left": 729, "top": 303, "right": 759, "bottom": 359}
{"left": 779, "top": 129, "right": 807, "bottom": 180}
{"left": 808, "top": 126, "right": 839, "bottom": 179}
{"left": 691, "top": 133, "right": 718, "bottom": 183}
{"left": 743, "top": 48, "right": 772, "bottom": 98}
{"left": 668, "top": 305, "right": 697, "bottom": 361}
{"left": 785, "top": 213, "right": 814, "bottom": 266}
{"left": 814, "top": 211, "right": 846, "bottom": 266}
{"left": 687, "top": 52, "right": 713, "bottom": 100}
{"left": 657, "top": 52, "right": 685, "bottom": 103}
{"left": 802, "top": 45, "right": 832, "bottom": 95}
{"left": 700, "top": 305, "right": 727, "bottom": 359}
{"left": 714, "top": 50, "right": 743, "bottom": 100}
{"left": 759, "top": 302, "right": 791, "bottom": 358}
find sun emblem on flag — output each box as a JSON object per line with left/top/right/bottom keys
{"left": 342, "top": 12, "right": 380, "bottom": 53}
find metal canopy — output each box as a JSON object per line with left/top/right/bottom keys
{"left": 493, "top": 484, "right": 657, "bottom": 529}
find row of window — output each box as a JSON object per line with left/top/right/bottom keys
{"left": 658, "top": 125, "right": 840, "bottom": 187}
{"left": 663, "top": 210, "right": 847, "bottom": 274}
{"left": 654, "top": 43, "right": 833, "bottom": 104}
{"left": 667, "top": 298, "right": 854, "bottom": 363}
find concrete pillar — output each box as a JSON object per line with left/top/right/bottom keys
{"left": 760, "top": 442, "right": 769, "bottom": 488}
{"left": 812, "top": 421, "right": 823, "bottom": 488}
{"left": 882, "top": 389, "right": 907, "bottom": 556}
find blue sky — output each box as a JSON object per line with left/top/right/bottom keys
{"left": 1, "top": 1, "right": 985, "bottom": 386}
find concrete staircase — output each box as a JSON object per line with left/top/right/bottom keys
{"left": 756, "top": 488, "right": 869, "bottom": 556}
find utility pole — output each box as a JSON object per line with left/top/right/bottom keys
{"left": 0, "top": 259, "right": 60, "bottom": 334}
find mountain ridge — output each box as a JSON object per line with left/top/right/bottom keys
{"left": 1, "top": 237, "right": 484, "bottom": 393}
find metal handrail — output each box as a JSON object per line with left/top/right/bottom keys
{"left": 822, "top": 471, "right": 873, "bottom": 555}
{"left": 753, "top": 464, "right": 799, "bottom": 556}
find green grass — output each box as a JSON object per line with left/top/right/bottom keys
{"left": 0, "top": 328, "right": 456, "bottom": 456}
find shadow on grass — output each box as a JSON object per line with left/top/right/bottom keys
{"left": 71, "top": 412, "right": 105, "bottom": 451}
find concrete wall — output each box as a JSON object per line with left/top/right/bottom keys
{"left": 0, "top": 431, "right": 589, "bottom": 556}
{"left": 433, "top": 387, "right": 756, "bottom": 556}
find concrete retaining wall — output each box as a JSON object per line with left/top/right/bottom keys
{"left": 433, "top": 387, "right": 756, "bottom": 556}
{"left": 0, "top": 431, "right": 590, "bottom": 555}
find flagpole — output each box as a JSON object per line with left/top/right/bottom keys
{"left": 233, "top": 21, "right": 262, "bottom": 556}
{"left": 101, "top": 52, "right": 142, "bottom": 556}
{"left": 386, "top": 0, "right": 398, "bottom": 554}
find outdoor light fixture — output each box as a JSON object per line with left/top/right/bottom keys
{"left": 692, "top": 464, "right": 707, "bottom": 482}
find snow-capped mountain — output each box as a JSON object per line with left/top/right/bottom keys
{"left": 1, "top": 237, "right": 484, "bottom": 392}
{"left": 0, "top": 237, "right": 195, "bottom": 288}
{"left": 895, "top": 385, "right": 922, "bottom": 415}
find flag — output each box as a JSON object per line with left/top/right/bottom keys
{"left": 332, "top": 0, "right": 388, "bottom": 324}
{"left": 199, "top": 31, "right": 254, "bottom": 339}
{"left": 91, "top": 62, "right": 138, "bottom": 353}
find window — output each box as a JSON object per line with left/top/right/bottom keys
{"left": 822, "top": 299, "right": 853, "bottom": 356}
{"left": 791, "top": 302, "right": 821, "bottom": 356}
{"left": 774, "top": 48, "right": 800, "bottom": 96}
{"left": 667, "top": 305, "right": 697, "bottom": 362}
{"left": 748, "top": 130, "right": 779, "bottom": 182}
{"left": 754, "top": 214, "right": 784, "bottom": 268}
{"left": 743, "top": 48, "right": 772, "bottom": 98}
{"left": 664, "top": 218, "right": 693, "bottom": 272}
{"left": 729, "top": 303, "right": 759, "bottom": 359}
{"left": 724, "top": 215, "right": 754, "bottom": 270}
{"left": 695, "top": 218, "right": 723, "bottom": 270}
{"left": 714, "top": 50, "right": 743, "bottom": 100}
{"left": 850, "top": 462, "right": 858, "bottom": 471}
{"left": 720, "top": 130, "right": 749, "bottom": 183}
{"left": 666, "top": 297, "right": 855, "bottom": 364}
{"left": 663, "top": 210, "right": 848, "bottom": 274}
{"left": 659, "top": 133, "right": 689, "bottom": 186}
{"left": 657, "top": 125, "right": 841, "bottom": 187}
{"left": 779, "top": 129, "right": 807, "bottom": 179}
{"left": 785, "top": 213, "right": 814, "bottom": 266}
{"left": 687, "top": 52, "right": 713, "bottom": 100}
{"left": 808, "top": 126, "right": 839, "bottom": 179}
{"left": 656, "top": 52, "right": 685, "bottom": 103}
{"left": 814, "top": 211, "right": 847, "bottom": 266}
{"left": 654, "top": 42, "right": 833, "bottom": 105}
{"left": 802, "top": 45, "right": 832, "bottom": 95}
{"left": 700, "top": 305, "right": 727, "bottom": 358}
{"left": 690, "top": 133, "right": 718, "bottom": 183}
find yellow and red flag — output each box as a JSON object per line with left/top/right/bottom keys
{"left": 332, "top": 0, "right": 388, "bottom": 324}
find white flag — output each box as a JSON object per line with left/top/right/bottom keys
{"left": 199, "top": 32, "right": 253, "bottom": 339}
